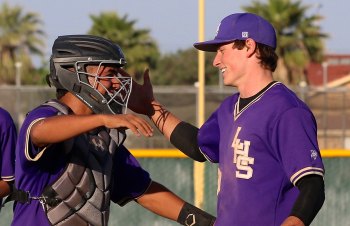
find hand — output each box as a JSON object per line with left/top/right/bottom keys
{"left": 281, "top": 216, "right": 305, "bottom": 226}
{"left": 0, "top": 180, "right": 11, "bottom": 198}
{"left": 119, "top": 68, "right": 155, "bottom": 116}
{"left": 102, "top": 113, "right": 153, "bottom": 137}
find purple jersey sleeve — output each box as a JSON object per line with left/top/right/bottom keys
{"left": 13, "top": 105, "right": 65, "bottom": 226}
{"left": 20, "top": 106, "right": 59, "bottom": 161}
{"left": 111, "top": 145, "right": 151, "bottom": 206}
{"left": 198, "top": 95, "right": 238, "bottom": 163}
{"left": 197, "top": 110, "right": 220, "bottom": 163}
{"left": 273, "top": 107, "right": 324, "bottom": 185}
{"left": 0, "top": 107, "right": 16, "bottom": 182}
{"left": 0, "top": 108, "right": 16, "bottom": 209}
{"left": 198, "top": 111, "right": 220, "bottom": 163}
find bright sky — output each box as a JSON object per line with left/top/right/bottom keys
{"left": 1, "top": 0, "right": 348, "bottom": 58}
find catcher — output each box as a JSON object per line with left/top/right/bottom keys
{"left": 10, "top": 35, "right": 215, "bottom": 226}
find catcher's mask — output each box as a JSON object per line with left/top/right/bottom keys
{"left": 48, "top": 35, "right": 131, "bottom": 115}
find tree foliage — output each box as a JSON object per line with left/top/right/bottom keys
{"left": 151, "top": 48, "right": 219, "bottom": 85}
{"left": 242, "top": 0, "right": 328, "bottom": 85}
{"left": 0, "top": 2, "right": 46, "bottom": 85}
{"left": 88, "top": 12, "right": 160, "bottom": 82}
{"left": 0, "top": 2, "right": 328, "bottom": 87}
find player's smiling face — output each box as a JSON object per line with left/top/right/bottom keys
{"left": 82, "top": 63, "right": 132, "bottom": 114}
{"left": 86, "top": 64, "right": 122, "bottom": 95}
{"left": 213, "top": 42, "right": 247, "bottom": 87}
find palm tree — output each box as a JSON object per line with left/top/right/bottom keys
{"left": 88, "top": 12, "right": 160, "bottom": 81}
{"left": 243, "top": 0, "right": 328, "bottom": 85}
{"left": 152, "top": 49, "right": 218, "bottom": 85}
{"left": 0, "top": 2, "right": 46, "bottom": 85}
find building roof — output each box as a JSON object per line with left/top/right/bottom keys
{"left": 307, "top": 54, "right": 350, "bottom": 87}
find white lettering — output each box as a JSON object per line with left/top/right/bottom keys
{"left": 232, "top": 127, "right": 254, "bottom": 179}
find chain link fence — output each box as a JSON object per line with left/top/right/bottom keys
{"left": 1, "top": 85, "right": 350, "bottom": 225}
{"left": 1, "top": 85, "right": 350, "bottom": 149}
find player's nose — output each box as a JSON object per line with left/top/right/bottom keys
{"left": 111, "top": 77, "right": 121, "bottom": 89}
{"left": 213, "top": 52, "right": 221, "bottom": 68}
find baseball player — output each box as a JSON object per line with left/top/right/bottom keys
{"left": 128, "top": 13, "right": 325, "bottom": 226}
{"left": 0, "top": 107, "right": 16, "bottom": 211}
{"left": 10, "top": 35, "right": 215, "bottom": 226}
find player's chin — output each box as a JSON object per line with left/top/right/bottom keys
{"left": 223, "top": 79, "right": 234, "bottom": 87}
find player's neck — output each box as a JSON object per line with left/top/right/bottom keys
{"left": 238, "top": 71, "right": 273, "bottom": 98}
{"left": 238, "top": 81, "right": 277, "bottom": 111}
{"left": 59, "top": 93, "right": 93, "bottom": 115}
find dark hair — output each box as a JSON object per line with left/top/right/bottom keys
{"left": 233, "top": 40, "right": 278, "bottom": 72}
{"left": 46, "top": 67, "right": 70, "bottom": 99}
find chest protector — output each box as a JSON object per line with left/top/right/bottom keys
{"left": 41, "top": 100, "right": 125, "bottom": 226}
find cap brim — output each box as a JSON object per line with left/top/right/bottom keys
{"left": 193, "top": 39, "right": 235, "bottom": 52}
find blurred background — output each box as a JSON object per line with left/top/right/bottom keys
{"left": 0, "top": 0, "right": 349, "bottom": 225}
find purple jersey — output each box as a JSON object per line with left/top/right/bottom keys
{"left": 198, "top": 83, "right": 324, "bottom": 226}
{"left": 0, "top": 107, "right": 16, "bottom": 209}
{"left": 12, "top": 105, "right": 151, "bottom": 226}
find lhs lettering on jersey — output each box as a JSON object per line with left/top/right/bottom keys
{"left": 232, "top": 127, "right": 255, "bottom": 179}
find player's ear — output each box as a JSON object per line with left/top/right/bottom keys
{"left": 245, "top": 38, "right": 256, "bottom": 57}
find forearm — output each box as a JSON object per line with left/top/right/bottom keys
{"left": 148, "top": 101, "right": 206, "bottom": 161}
{"left": 149, "top": 100, "right": 182, "bottom": 140}
{"left": 31, "top": 114, "right": 104, "bottom": 147}
{"left": 136, "top": 181, "right": 185, "bottom": 221}
{"left": 137, "top": 181, "right": 216, "bottom": 225}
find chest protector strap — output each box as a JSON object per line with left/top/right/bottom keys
{"left": 40, "top": 99, "right": 125, "bottom": 226}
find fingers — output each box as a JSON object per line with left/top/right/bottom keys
{"left": 124, "top": 115, "right": 154, "bottom": 137}
{"left": 117, "top": 68, "right": 130, "bottom": 77}
{"left": 105, "top": 114, "right": 153, "bottom": 137}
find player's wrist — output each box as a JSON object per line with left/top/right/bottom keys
{"left": 148, "top": 100, "right": 165, "bottom": 118}
{"left": 94, "top": 114, "right": 105, "bottom": 127}
{"left": 150, "top": 100, "right": 161, "bottom": 112}
{"left": 177, "top": 202, "right": 216, "bottom": 226}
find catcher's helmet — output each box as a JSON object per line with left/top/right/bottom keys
{"left": 48, "top": 35, "right": 132, "bottom": 114}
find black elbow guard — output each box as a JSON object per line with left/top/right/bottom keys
{"left": 291, "top": 175, "right": 325, "bottom": 226}
{"left": 170, "top": 121, "right": 206, "bottom": 162}
{"left": 177, "top": 202, "right": 216, "bottom": 226}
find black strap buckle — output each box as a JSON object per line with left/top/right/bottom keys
{"left": 1, "top": 189, "right": 30, "bottom": 208}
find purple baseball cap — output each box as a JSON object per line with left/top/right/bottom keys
{"left": 194, "top": 13, "right": 277, "bottom": 52}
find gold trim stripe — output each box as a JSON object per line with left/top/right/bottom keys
{"left": 1, "top": 176, "right": 14, "bottom": 181}
{"left": 290, "top": 167, "right": 324, "bottom": 184}
{"left": 130, "top": 149, "right": 350, "bottom": 158}
{"left": 25, "top": 118, "right": 47, "bottom": 161}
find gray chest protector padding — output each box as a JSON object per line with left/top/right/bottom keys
{"left": 41, "top": 100, "right": 125, "bottom": 226}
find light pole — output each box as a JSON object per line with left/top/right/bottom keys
{"left": 14, "top": 61, "right": 23, "bottom": 129}
{"left": 15, "top": 61, "right": 22, "bottom": 87}
{"left": 321, "top": 61, "right": 328, "bottom": 148}
{"left": 194, "top": 0, "right": 205, "bottom": 209}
